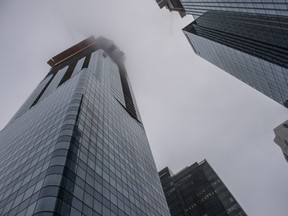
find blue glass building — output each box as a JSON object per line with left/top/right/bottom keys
{"left": 0, "top": 37, "right": 170, "bottom": 216}
{"left": 159, "top": 160, "right": 247, "bottom": 216}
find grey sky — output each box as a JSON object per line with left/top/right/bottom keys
{"left": 0, "top": 1, "right": 288, "bottom": 215}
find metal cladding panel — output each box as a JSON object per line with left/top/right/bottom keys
{"left": 48, "top": 36, "right": 96, "bottom": 67}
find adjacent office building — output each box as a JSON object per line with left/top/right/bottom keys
{"left": 274, "top": 121, "right": 288, "bottom": 162}
{"left": 183, "top": 10, "right": 288, "bottom": 107}
{"left": 156, "top": 0, "right": 288, "bottom": 107}
{"left": 159, "top": 160, "right": 247, "bottom": 216}
{"left": 0, "top": 37, "right": 170, "bottom": 216}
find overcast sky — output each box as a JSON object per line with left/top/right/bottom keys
{"left": 1, "top": 1, "right": 288, "bottom": 215}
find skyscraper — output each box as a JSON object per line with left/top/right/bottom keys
{"left": 183, "top": 10, "right": 288, "bottom": 107}
{"left": 0, "top": 36, "right": 170, "bottom": 216}
{"left": 159, "top": 160, "right": 247, "bottom": 216}
{"left": 155, "top": 1, "right": 288, "bottom": 107}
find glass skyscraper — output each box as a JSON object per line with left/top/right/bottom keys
{"left": 0, "top": 36, "right": 170, "bottom": 216}
{"left": 183, "top": 10, "right": 288, "bottom": 107}
{"left": 159, "top": 160, "right": 247, "bottom": 216}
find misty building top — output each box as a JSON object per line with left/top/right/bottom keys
{"left": 47, "top": 36, "right": 125, "bottom": 68}
{"left": 155, "top": 0, "right": 186, "bottom": 17}
{"left": 45, "top": 36, "right": 139, "bottom": 122}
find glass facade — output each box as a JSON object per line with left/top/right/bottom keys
{"left": 159, "top": 160, "right": 247, "bottom": 216}
{"left": 183, "top": 10, "right": 288, "bottom": 106}
{"left": 155, "top": 0, "right": 186, "bottom": 17}
{"left": 0, "top": 37, "right": 170, "bottom": 216}
{"left": 179, "top": 0, "right": 288, "bottom": 19}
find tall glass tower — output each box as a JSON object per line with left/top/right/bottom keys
{"left": 0, "top": 37, "right": 170, "bottom": 216}
{"left": 183, "top": 10, "right": 288, "bottom": 107}
{"left": 159, "top": 160, "right": 247, "bottom": 216}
